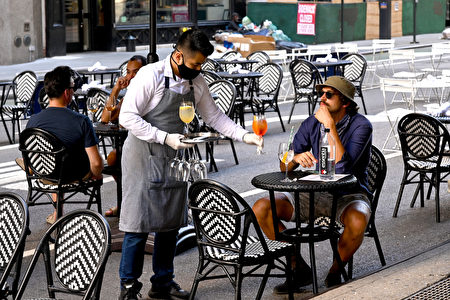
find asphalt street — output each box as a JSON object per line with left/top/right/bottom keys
{"left": 0, "top": 33, "right": 449, "bottom": 299}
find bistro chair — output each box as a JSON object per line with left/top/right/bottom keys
{"left": 1, "top": 71, "right": 38, "bottom": 144}
{"left": 18, "top": 127, "right": 103, "bottom": 222}
{"left": 119, "top": 60, "right": 128, "bottom": 77}
{"left": 347, "top": 145, "right": 387, "bottom": 278}
{"left": 15, "top": 209, "right": 111, "bottom": 300}
{"left": 288, "top": 59, "right": 322, "bottom": 123}
{"left": 252, "top": 62, "right": 285, "bottom": 132}
{"left": 37, "top": 88, "right": 50, "bottom": 110}
{"left": 395, "top": 113, "right": 450, "bottom": 223}
{"left": 86, "top": 88, "right": 111, "bottom": 157}
{"left": 341, "top": 53, "right": 368, "bottom": 114}
{"left": 188, "top": 179, "right": 294, "bottom": 300}
{"left": 201, "top": 70, "right": 222, "bottom": 86}
{"left": 0, "top": 193, "right": 29, "bottom": 299}
{"left": 246, "top": 51, "right": 270, "bottom": 72}
{"left": 201, "top": 58, "right": 224, "bottom": 73}
{"left": 220, "top": 51, "right": 240, "bottom": 72}
{"left": 204, "top": 80, "right": 239, "bottom": 172}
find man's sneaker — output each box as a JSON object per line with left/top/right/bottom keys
{"left": 148, "top": 281, "right": 189, "bottom": 299}
{"left": 273, "top": 268, "right": 313, "bottom": 294}
{"left": 118, "top": 280, "right": 143, "bottom": 300}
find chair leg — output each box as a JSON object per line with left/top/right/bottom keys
{"left": 228, "top": 139, "right": 239, "bottom": 165}
{"left": 287, "top": 101, "right": 297, "bottom": 124}
{"left": 410, "top": 177, "right": 422, "bottom": 208}
{"left": 370, "top": 224, "right": 386, "bottom": 266}
{"left": 358, "top": 89, "right": 368, "bottom": 115}
{"left": 393, "top": 170, "right": 409, "bottom": 217}
{"left": 275, "top": 105, "right": 286, "bottom": 132}
{"left": 426, "top": 173, "right": 434, "bottom": 200}
{"left": 255, "top": 264, "right": 271, "bottom": 300}
{"left": 434, "top": 171, "right": 440, "bottom": 223}
{"left": 347, "top": 256, "right": 353, "bottom": 279}
{"left": 0, "top": 113, "right": 13, "bottom": 144}
{"left": 309, "top": 241, "right": 319, "bottom": 294}
{"left": 235, "top": 266, "right": 243, "bottom": 300}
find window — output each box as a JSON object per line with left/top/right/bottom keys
{"left": 198, "top": 0, "right": 230, "bottom": 21}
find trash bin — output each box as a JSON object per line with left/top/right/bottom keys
{"left": 379, "top": 0, "right": 391, "bottom": 39}
{"left": 125, "top": 35, "right": 136, "bottom": 52}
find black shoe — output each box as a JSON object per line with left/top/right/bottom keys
{"left": 273, "top": 268, "right": 313, "bottom": 294}
{"left": 119, "top": 280, "right": 143, "bottom": 300}
{"left": 325, "top": 272, "right": 342, "bottom": 288}
{"left": 148, "top": 281, "right": 189, "bottom": 299}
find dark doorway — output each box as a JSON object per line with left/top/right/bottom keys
{"left": 46, "top": 0, "right": 66, "bottom": 57}
{"left": 65, "top": 0, "right": 91, "bottom": 52}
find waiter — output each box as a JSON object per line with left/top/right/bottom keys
{"left": 118, "top": 29, "right": 262, "bottom": 300}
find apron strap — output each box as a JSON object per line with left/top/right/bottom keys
{"left": 165, "top": 76, "right": 170, "bottom": 89}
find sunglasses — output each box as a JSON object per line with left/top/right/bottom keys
{"left": 318, "top": 90, "right": 336, "bottom": 99}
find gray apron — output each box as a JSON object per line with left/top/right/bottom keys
{"left": 120, "top": 77, "right": 194, "bottom": 232}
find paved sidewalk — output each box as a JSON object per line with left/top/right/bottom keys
{"left": 314, "top": 240, "right": 450, "bottom": 300}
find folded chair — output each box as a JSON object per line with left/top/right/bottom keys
{"left": 19, "top": 127, "right": 103, "bottom": 222}
{"left": 188, "top": 179, "right": 294, "bottom": 300}
{"left": 15, "top": 209, "right": 111, "bottom": 300}
{"left": 0, "top": 193, "right": 29, "bottom": 299}
{"left": 394, "top": 113, "right": 450, "bottom": 223}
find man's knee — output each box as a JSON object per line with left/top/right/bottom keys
{"left": 252, "top": 197, "right": 271, "bottom": 220}
{"left": 341, "top": 204, "right": 370, "bottom": 237}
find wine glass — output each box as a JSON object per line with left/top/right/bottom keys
{"left": 189, "top": 148, "right": 207, "bottom": 181}
{"left": 179, "top": 100, "right": 195, "bottom": 135}
{"left": 177, "top": 149, "right": 191, "bottom": 182}
{"left": 278, "top": 142, "right": 294, "bottom": 182}
{"left": 168, "top": 150, "right": 181, "bottom": 179}
{"left": 105, "top": 96, "right": 117, "bottom": 125}
{"left": 252, "top": 113, "right": 268, "bottom": 155}
{"left": 87, "top": 97, "right": 99, "bottom": 125}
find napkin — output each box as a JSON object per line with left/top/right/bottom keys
{"left": 81, "top": 81, "right": 103, "bottom": 92}
{"left": 87, "top": 61, "right": 107, "bottom": 72}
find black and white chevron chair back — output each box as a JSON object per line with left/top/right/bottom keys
{"left": 398, "top": 114, "right": 445, "bottom": 161}
{"left": 54, "top": 213, "right": 109, "bottom": 291}
{"left": 208, "top": 80, "right": 236, "bottom": 116}
{"left": 19, "top": 128, "right": 65, "bottom": 180}
{"left": 290, "top": 59, "right": 321, "bottom": 89}
{"left": 255, "top": 63, "right": 283, "bottom": 95}
{"left": 86, "top": 88, "right": 109, "bottom": 121}
{"left": 247, "top": 51, "right": 270, "bottom": 72}
{"left": 12, "top": 71, "right": 38, "bottom": 105}
{"left": 119, "top": 60, "right": 128, "bottom": 77}
{"left": 342, "top": 53, "right": 367, "bottom": 83}
{"left": 201, "top": 58, "right": 223, "bottom": 72}
{"left": 201, "top": 70, "right": 222, "bottom": 86}
{"left": 0, "top": 193, "right": 29, "bottom": 298}
{"left": 367, "top": 146, "right": 387, "bottom": 211}
{"left": 38, "top": 88, "right": 50, "bottom": 110}
{"left": 221, "top": 51, "right": 240, "bottom": 61}
{"left": 15, "top": 210, "right": 110, "bottom": 299}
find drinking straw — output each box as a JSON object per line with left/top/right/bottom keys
{"left": 286, "top": 125, "right": 295, "bottom": 149}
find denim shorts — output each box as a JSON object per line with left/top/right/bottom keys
{"left": 282, "top": 192, "right": 371, "bottom": 225}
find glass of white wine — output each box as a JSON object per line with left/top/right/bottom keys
{"left": 87, "top": 97, "right": 99, "bottom": 125}
{"left": 278, "top": 142, "right": 294, "bottom": 182}
{"left": 179, "top": 100, "right": 195, "bottom": 135}
{"left": 105, "top": 96, "right": 117, "bottom": 125}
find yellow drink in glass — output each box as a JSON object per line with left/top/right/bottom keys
{"left": 179, "top": 105, "right": 195, "bottom": 124}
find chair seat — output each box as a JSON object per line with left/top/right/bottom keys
{"left": 406, "top": 156, "right": 450, "bottom": 170}
{"left": 206, "top": 236, "right": 291, "bottom": 261}
{"left": 2, "top": 104, "right": 27, "bottom": 114}
{"left": 32, "top": 177, "right": 102, "bottom": 191}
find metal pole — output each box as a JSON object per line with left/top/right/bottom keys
{"left": 412, "top": 0, "right": 418, "bottom": 43}
{"left": 340, "top": 0, "right": 344, "bottom": 44}
{"left": 148, "top": 0, "right": 159, "bottom": 63}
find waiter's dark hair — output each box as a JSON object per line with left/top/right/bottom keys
{"left": 175, "top": 29, "right": 214, "bottom": 57}
{"left": 129, "top": 55, "right": 147, "bottom": 66}
{"left": 44, "top": 66, "right": 72, "bottom": 98}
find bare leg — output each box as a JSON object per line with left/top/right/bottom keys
{"left": 329, "top": 202, "right": 371, "bottom": 274}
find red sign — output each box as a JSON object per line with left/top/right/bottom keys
{"left": 297, "top": 3, "right": 316, "bottom": 36}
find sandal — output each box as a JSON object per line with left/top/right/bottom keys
{"left": 46, "top": 213, "right": 56, "bottom": 225}
{"left": 105, "top": 206, "right": 118, "bottom": 217}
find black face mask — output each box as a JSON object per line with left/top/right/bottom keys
{"left": 172, "top": 52, "right": 201, "bottom": 80}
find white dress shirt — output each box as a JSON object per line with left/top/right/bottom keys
{"left": 119, "top": 55, "right": 248, "bottom": 144}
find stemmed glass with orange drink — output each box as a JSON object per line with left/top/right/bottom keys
{"left": 179, "top": 100, "right": 195, "bottom": 135}
{"left": 252, "top": 113, "right": 267, "bottom": 155}
{"left": 105, "top": 96, "right": 117, "bottom": 125}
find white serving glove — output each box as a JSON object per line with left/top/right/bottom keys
{"left": 165, "top": 133, "right": 194, "bottom": 150}
{"left": 243, "top": 133, "right": 263, "bottom": 147}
